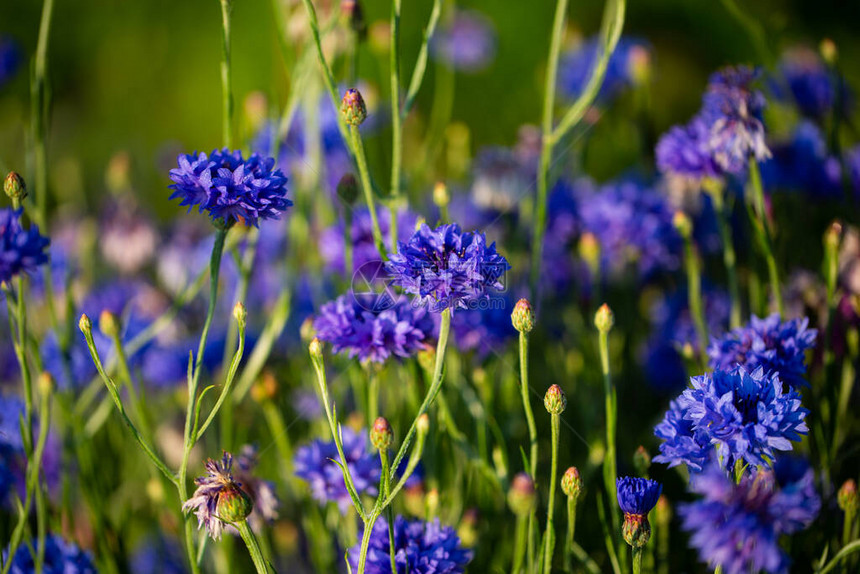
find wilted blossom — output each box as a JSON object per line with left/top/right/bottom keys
{"left": 0, "top": 208, "right": 50, "bottom": 284}
{"left": 707, "top": 313, "right": 817, "bottom": 389}
{"left": 313, "top": 292, "right": 434, "bottom": 363}
{"left": 294, "top": 427, "right": 381, "bottom": 511}
{"left": 385, "top": 223, "right": 510, "bottom": 313}
{"left": 350, "top": 516, "right": 473, "bottom": 574}
{"left": 3, "top": 534, "right": 96, "bottom": 574}
{"left": 182, "top": 452, "right": 253, "bottom": 540}
{"left": 654, "top": 366, "right": 808, "bottom": 473}
{"left": 168, "top": 149, "right": 291, "bottom": 227}
{"left": 430, "top": 10, "right": 496, "bottom": 72}
{"left": 679, "top": 456, "right": 820, "bottom": 574}
{"left": 559, "top": 36, "right": 651, "bottom": 104}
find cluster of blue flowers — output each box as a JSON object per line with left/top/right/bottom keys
{"left": 3, "top": 534, "right": 96, "bottom": 573}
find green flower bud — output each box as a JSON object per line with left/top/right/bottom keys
{"left": 622, "top": 513, "right": 651, "bottom": 548}
{"left": 216, "top": 482, "right": 254, "bottom": 523}
{"left": 838, "top": 479, "right": 858, "bottom": 513}
{"left": 820, "top": 38, "right": 838, "bottom": 65}
{"left": 309, "top": 337, "right": 323, "bottom": 359}
{"left": 370, "top": 417, "right": 393, "bottom": 451}
{"left": 300, "top": 317, "right": 315, "bottom": 344}
{"left": 38, "top": 372, "right": 54, "bottom": 397}
{"left": 79, "top": 314, "right": 93, "bottom": 335}
{"left": 824, "top": 220, "right": 842, "bottom": 252}
{"left": 426, "top": 488, "right": 439, "bottom": 517}
{"left": 594, "top": 304, "right": 614, "bottom": 333}
{"left": 4, "top": 172, "right": 26, "bottom": 201}
{"left": 561, "top": 466, "right": 582, "bottom": 499}
{"left": 336, "top": 173, "right": 359, "bottom": 205}
{"left": 511, "top": 298, "right": 535, "bottom": 333}
{"left": 340, "top": 88, "right": 367, "bottom": 126}
{"left": 544, "top": 384, "right": 567, "bottom": 415}
{"left": 233, "top": 301, "right": 247, "bottom": 327}
{"left": 99, "top": 310, "right": 119, "bottom": 339}
{"left": 578, "top": 232, "right": 600, "bottom": 273}
{"left": 433, "top": 182, "right": 450, "bottom": 209}
{"left": 672, "top": 210, "right": 692, "bottom": 239}
{"left": 416, "top": 413, "right": 430, "bottom": 436}
{"left": 507, "top": 473, "right": 536, "bottom": 517}
{"left": 633, "top": 446, "right": 651, "bottom": 477}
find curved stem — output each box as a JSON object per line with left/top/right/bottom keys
{"left": 402, "top": 0, "right": 442, "bottom": 118}
{"left": 747, "top": 158, "right": 782, "bottom": 315}
{"left": 817, "top": 540, "right": 860, "bottom": 574}
{"left": 237, "top": 520, "right": 270, "bottom": 573}
{"left": 543, "top": 413, "right": 560, "bottom": 574}
{"left": 219, "top": 0, "right": 234, "bottom": 150}
{"left": 389, "top": 0, "right": 404, "bottom": 245}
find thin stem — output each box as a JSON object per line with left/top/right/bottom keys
{"left": 195, "top": 316, "right": 246, "bottom": 440}
{"left": 511, "top": 515, "right": 527, "bottom": 574}
{"left": 518, "top": 329, "right": 539, "bottom": 572}
{"left": 350, "top": 125, "right": 388, "bottom": 260}
{"left": 705, "top": 182, "right": 742, "bottom": 328}
{"left": 543, "top": 413, "right": 560, "bottom": 574}
{"left": 389, "top": 0, "right": 404, "bottom": 235}
{"left": 219, "top": 0, "right": 234, "bottom": 150}
{"left": 401, "top": 0, "right": 442, "bottom": 118}
{"left": 818, "top": 539, "right": 860, "bottom": 574}
{"left": 367, "top": 367, "right": 379, "bottom": 426}
{"left": 237, "top": 520, "right": 269, "bottom": 574}
{"left": 564, "top": 496, "right": 577, "bottom": 571}
{"left": 632, "top": 546, "right": 643, "bottom": 574}
{"left": 599, "top": 329, "right": 620, "bottom": 542}
{"left": 747, "top": 158, "right": 783, "bottom": 315}
{"left": 682, "top": 233, "right": 708, "bottom": 370}
{"left": 30, "top": 0, "right": 55, "bottom": 229}
{"left": 232, "top": 290, "right": 291, "bottom": 403}
{"left": 380, "top": 451, "right": 397, "bottom": 574}
{"left": 356, "top": 513, "right": 382, "bottom": 574}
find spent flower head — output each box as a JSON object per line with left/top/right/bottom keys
{"left": 182, "top": 452, "right": 254, "bottom": 540}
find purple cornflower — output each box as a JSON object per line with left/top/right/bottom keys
{"left": 0, "top": 394, "right": 26, "bottom": 501}
{"left": 656, "top": 116, "right": 723, "bottom": 180}
{"left": 707, "top": 313, "right": 818, "bottom": 389}
{"left": 761, "top": 121, "right": 842, "bottom": 198}
{"left": 451, "top": 295, "right": 517, "bottom": 358}
{"left": 319, "top": 208, "right": 419, "bottom": 276}
{"left": 577, "top": 180, "right": 682, "bottom": 280}
{"left": 385, "top": 224, "right": 510, "bottom": 313}
{"left": 559, "top": 36, "right": 651, "bottom": 103}
{"left": 3, "top": 534, "right": 96, "bottom": 574}
{"left": 654, "top": 366, "right": 809, "bottom": 472}
{"left": 700, "top": 66, "right": 771, "bottom": 174}
{"left": 616, "top": 477, "right": 662, "bottom": 516}
{"left": 349, "top": 515, "right": 474, "bottom": 574}
{"left": 313, "top": 292, "right": 434, "bottom": 363}
{"left": 430, "top": 10, "right": 496, "bottom": 73}
{"left": 679, "top": 456, "right": 820, "bottom": 574}
{"left": 294, "top": 427, "right": 381, "bottom": 511}
{"left": 0, "top": 208, "right": 50, "bottom": 284}
{"left": 168, "top": 149, "right": 291, "bottom": 227}
{"left": 182, "top": 452, "right": 253, "bottom": 540}
{"left": 777, "top": 46, "right": 847, "bottom": 120}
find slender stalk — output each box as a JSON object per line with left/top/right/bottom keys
{"left": 681, "top": 232, "right": 708, "bottom": 370}
{"left": 367, "top": 367, "right": 379, "bottom": 426}
{"left": 543, "top": 413, "right": 560, "bottom": 574}
{"left": 599, "top": 328, "right": 620, "bottom": 542}
{"left": 517, "top": 329, "right": 539, "bottom": 571}
{"left": 31, "top": 0, "right": 55, "bottom": 229}
{"left": 380, "top": 451, "right": 397, "bottom": 574}
{"left": 219, "top": 0, "right": 234, "bottom": 150}
{"left": 401, "top": 0, "right": 442, "bottom": 118}
{"left": 564, "top": 496, "right": 577, "bottom": 571}
{"left": 705, "top": 181, "right": 742, "bottom": 328}
{"left": 195, "top": 314, "right": 246, "bottom": 440}
{"left": 511, "top": 515, "right": 527, "bottom": 574}
{"left": 237, "top": 520, "right": 269, "bottom": 573}
{"left": 632, "top": 547, "right": 643, "bottom": 574}
{"left": 747, "top": 158, "right": 783, "bottom": 315}
{"left": 389, "top": 0, "right": 404, "bottom": 246}
{"left": 597, "top": 493, "right": 623, "bottom": 574}
{"left": 350, "top": 125, "right": 388, "bottom": 260}
{"left": 818, "top": 540, "right": 860, "bottom": 574}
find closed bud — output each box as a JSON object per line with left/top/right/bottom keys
{"left": 78, "top": 314, "right": 93, "bottom": 335}
{"left": 300, "top": 317, "right": 315, "bottom": 344}
{"left": 561, "top": 467, "right": 582, "bottom": 499}
{"left": 370, "top": 417, "right": 393, "bottom": 451}
{"left": 426, "top": 488, "right": 440, "bottom": 517}
{"left": 633, "top": 446, "right": 651, "bottom": 477}
{"left": 433, "top": 182, "right": 450, "bottom": 209}
{"left": 825, "top": 220, "right": 842, "bottom": 251}
{"left": 416, "top": 413, "right": 430, "bottom": 436}
{"left": 233, "top": 301, "right": 247, "bottom": 326}
{"left": 622, "top": 513, "right": 651, "bottom": 548}
{"left": 309, "top": 337, "right": 323, "bottom": 359}
{"left": 342, "top": 0, "right": 367, "bottom": 41}
{"left": 37, "top": 372, "right": 54, "bottom": 397}
{"left": 655, "top": 495, "right": 672, "bottom": 527}
{"left": 628, "top": 45, "right": 652, "bottom": 86}
{"left": 578, "top": 232, "right": 600, "bottom": 271}
{"left": 672, "top": 210, "right": 692, "bottom": 239}
{"left": 544, "top": 384, "right": 567, "bottom": 415}
{"left": 340, "top": 88, "right": 367, "bottom": 126}
{"left": 99, "top": 310, "right": 119, "bottom": 338}
{"left": 594, "top": 303, "right": 614, "bottom": 333}
{"left": 336, "top": 174, "right": 359, "bottom": 205}
{"left": 458, "top": 508, "right": 480, "bottom": 547}
{"left": 820, "top": 38, "right": 838, "bottom": 65}
{"left": 838, "top": 479, "right": 858, "bottom": 513}
{"left": 251, "top": 370, "right": 278, "bottom": 403}
{"left": 4, "top": 172, "right": 26, "bottom": 201}
{"left": 507, "top": 473, "right": 536, "bottom": 517}
{"left": 216, "top": 483, "right": 254, "bottom": 523}
{"left": 511, "top": 298, "right": 535, "bottom": 333}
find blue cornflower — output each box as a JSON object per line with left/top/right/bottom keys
{"left": 385, "top": 223, "right": 510, "bottom": 313}
{"left": 679, "top": 456, "right": 820, "bottom": 574}
{"left": 319, "top": 208, "right": 419, "bottom": 276}
{"left": 313, "top": 292, "right": 434, "bottom": 363}
{"left": 130, "top": 536, "right": 187, "bottom": 574}
{"left": 777, "top": 46, "right": 848, "bottom": 120}
{"left": 168, "top": 149, "right": 291, "bottom": 227}
{"left": 707, "top": 313, "right": 818, "bottom": 389}
{"left": 654, "top": 366, "right": 809, "bottom": 472}
{"left": 656, "top": 116, "right": 723, "bottom": 180}
{"left": 0, "top": 208, "right": 50, "bottom": 284}
{"left": 616, "top": 477, "right": 662, "bottom": 517}
{"left": 451, "top": 295, "right": 517, "bottom": 358}
{"left": 0, "top": 37, "right": 20, "bottom": 88}
{"left": 294, "top": 427, "right": 381, "bottom": 511}
{"left": 761, "top": 121, "right": 842, "bottom": 198}
{"left": 350, "top": 515, "right": 474, "bottom": 574}
{"left": 577, "top": 180, "right": 682, "bottom": 280}
{"left": 430, "top": 10, "right": 496, "bottom": 73}
{"left": 559, "top": 36, "right": 651, "bottom": 104}
{"left": 0, "top": 394, "right": 26, "bottom": 501}
{"left": 844, "top": 145, "right": 860, "bottom": 197}
{"left": 700, "top": 66, "right": 771, "bottom": 174}
{"left": 3, "top": 534, "right": 96, "bottom": 574}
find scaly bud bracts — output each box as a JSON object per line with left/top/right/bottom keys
{"left": 511, "top": 298, "right": 535, "bottom": 333}
{"left": 544, "top": 384, "right": 567, "bottom": 415}
{"left": 370, "top": 417, "right": 393, "bottom": 451}
{"left": 341, "top": 89, "right": 367, "bottom": 126}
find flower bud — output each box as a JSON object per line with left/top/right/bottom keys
{"left": 99, "top": 310, "right": 119, "bottom": 339}
{"left": 233, "top": 301, "right": 247, "bottom": 327}
{"left": 511, "top": 298, "right": 535, "bottom": 333}
{"left": 426, "top": 488, "right": 440, "bottom": 517}
{"left": 622, "top": 513, "right": 651, "bottom": 548}
{"left": 578, "top": 232, "right": 600, "bottom": 272}
{"left": 594, "top": 304, "right": 614, "bottom": 333}
{"left": 216, "top": 482, "right": 254, "bottom": 523}
{"left": 825, "top": 220, "right": 843, "bottom": 252}
{"left": 309, "top": 337, "right": 323, "bottom": 359}
{"left": 544, "top": 384, "right": 567, "bottom": 415}
{"left": 370, "top": 417, "right": 393, "bottom": 451}
{"left": 300, "top": 317, "right": 315, "bottom": 344}
{"left": 633, "top": 446, "right": 651, "bottom": 477}
{"left": 251, "top": 370, "right": 278, "bottom": 403}
{"left": 628, "top": 44, "right": 651, "bottom": 86}
{"left": 561, "top": 467, "right": 582, "bottom": 499}
{"left": 433, "top": 182, "right": 450, "bottom": 209}
{"left": 337, "top": 173, "right": 359, "bottom": 205}
{"left": 507, "top": 473, "right": 536, "bottom": 517}
{"left": 4, "top": 172, "right": 26, "bottom": 201}
{"left": 342, "top": 0, "right": 367, "bottom": 41}
{"left": 340, "top": 88, "right": 367, "bottom": 126}
{"left": 820, "top": 38, "right": 838, "bottom": 65}
{"left": 416, "top": 413, "right": 430, "bottom": 436}
{"left": 838, "top": 479, "right": 858, "bottom": 513}
{"left": 37, "top": 372, "right": 54, "bottom": 397}
{"left": 655, "top": 495, "right": 672, "bottom": 527}
{"left": 78, "top": 314, "right": 93, "bottom": 335}
{"left": 672, "top": 210, "right": 692, "bottom": 239}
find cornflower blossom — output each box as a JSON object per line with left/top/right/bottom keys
{"left": 0, "top": 208, "right": 50, "bottom": 284}
{"left": 654, "top": 366, "right": 809, "bottom": 473}
{"left": 679, "top": 456, "right": 820, "bottom": 574}
{"left": 182, "top": 452, "right": 253, "bottom": 540}
{"left": 707, "top": 313, "right": 818, "bottom": 389}
{"left": 385, "top": 224, "right": 510, "bottom": 313}
{"left": 319, "top": 208, "right": 419, "bottom": 275}
{"left": 430, "top": 10, "right": 496, "bottom": 72}
{"left": 3, "top": 534, "right": 96, "bottom": 573}
{"left": 558, "top": 36, "right": 651, "bottom": 104}
{"left": 350, "top": 516, "right": 473, "bottom": 574}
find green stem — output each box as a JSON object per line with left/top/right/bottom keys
{"left": 817, "top": 539, "right": 860, "bottom": 574}
{"left": 705, "top": 182, "right": 742, "bottom": 328}
{"left": 237, "top": 520, "right": 269, "bottom": 574}
{"left": 195, "top": 316, "right": 246, "bottom": 440}
{"left": 632, "top": 546, "right": 643, "bottom": 574}
{"left": 30, "top": 0, "right": 55, "bottom": 229}
{"left": 682, "top": 233, "right": 708, "bottom": 370}
{"left": 565, "top": 496, "right": 577, "bottom": 572}
{"left": 367, "top": 367, "right": 379, "bottom": 426}
{"left": 512, "top": 515, "right": 527, "bottom": 574}
{"left": 401, "top": 0, "right": 442, "bottom": 118}
{"left": 389, "top": 0, "right": 404, "bottom": 245}
{"left": 543, "top": 413, "right": 560, "bottom": 574}
{"left": 517, "top": 329, "right": 539, "bottom": 573}
{"left": 747, "top": 158, "right": 782, "bottom": 315}
{"left": 599, "top": 329, "right": 620, "bottom": 542}
{"left": 380, "top": 451, "right": 397, "bottom": 574}
{"left": 219, "top": 0, "right": 234, "bottom": 150}
{"left": 350, "top": 125, "right": 388, "bottom": 260}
